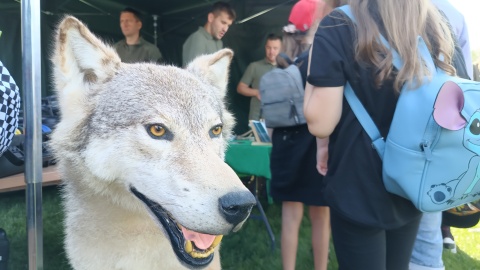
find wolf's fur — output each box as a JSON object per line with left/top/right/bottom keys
{"left": 50, "top": 16, "right": 255, "bottom": 270}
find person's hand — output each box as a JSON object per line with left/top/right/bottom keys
{"left": 316, "top": 137, "right": 329, "bottom": 176}
{"left": 316, "top": 151, "right": 328, "bottom": 176}
{"left": 255, "top": 89, "right": 261, "bottom": 101}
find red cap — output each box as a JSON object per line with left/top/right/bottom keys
{"left": 288, "top": 0, "right": 323, "bottom": 32}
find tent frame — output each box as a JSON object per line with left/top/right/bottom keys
{"left": 21, "top": 0, "right": 44, "bottom": 269}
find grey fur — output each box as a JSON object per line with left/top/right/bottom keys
{"left": 49, "top": 16, "right": 251, "bottom": 270}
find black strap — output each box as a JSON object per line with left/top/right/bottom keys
{"left": 278, "top": 53, "right": 294, "bottom": 65}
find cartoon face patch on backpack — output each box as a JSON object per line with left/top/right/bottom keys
{"left": 428, "top": 81, "right": 480, "bottom": 205}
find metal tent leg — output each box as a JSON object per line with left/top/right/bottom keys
{"left": 249, "top": 176, "right": 275, "bottom": 251}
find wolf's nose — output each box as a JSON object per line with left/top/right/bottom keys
{"left": 219, "top": 191, "right": 256, "bottom": 226}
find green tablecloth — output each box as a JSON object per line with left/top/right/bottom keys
{"left": 225, "top": 140, "right": 272, "bottom": 203}
{"left": 225, "top": 140, "right": 272, "bottom": 178}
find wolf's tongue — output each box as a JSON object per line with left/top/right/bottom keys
{"left": 181, "top": 227, "right": 216, "bottom": 250}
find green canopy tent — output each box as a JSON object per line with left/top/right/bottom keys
{"left": 1, "top": 0, "right": 297, "bottom": 134}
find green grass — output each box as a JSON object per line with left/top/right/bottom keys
{"left": 0, "top": 186, "right": 479, "bottom": 269}
{"left": 445, "top": 226, "right": 480, "bottom": 270}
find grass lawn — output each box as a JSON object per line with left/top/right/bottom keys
{"left": 1, "top": 185, "right": 479, "bottom": 269}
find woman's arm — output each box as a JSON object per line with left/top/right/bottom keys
{"left": 304, "top": 82, "right": 344, "bottom": 138}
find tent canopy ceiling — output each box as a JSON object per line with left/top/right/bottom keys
{"left": 0, "top": 0, "right": 298, "bottom": 134}
{"left": 1, "top": 0, "right": 296, "bottom": 41}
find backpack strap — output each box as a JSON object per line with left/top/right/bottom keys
{"left": 278, "top": 53, "right": 294, "bottom": 65}
{"left": 337, "top": 5, "right": 387, "bottom": 159}
{"left": 344, "top": 83, "right": 385, "bottom": 159}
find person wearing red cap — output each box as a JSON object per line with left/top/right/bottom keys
{"left": 282, "top": 0, "right": 328, "bottom": 60}
{"left": 289, "top": 0, "right": 321, "bottom": 32}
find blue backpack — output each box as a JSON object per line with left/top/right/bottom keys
{"left": 339, "top": 6, "right": 480, "bottom": 212}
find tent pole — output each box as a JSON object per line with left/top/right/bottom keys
{"left": 153, "top": 14, "right": 158, "bottom": 46}
{"left": 235, "top": 0, "right": 296, "bottom": 24}
{"left": 21, "top": 0, "right": 44, "bottom": 269}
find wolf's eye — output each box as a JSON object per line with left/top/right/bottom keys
{"left": 149, "top": 125, "right": 166, "bottom": 137}
{"left": 146, "top": 124, "right": 173, "bottom": 141}
{"left": 210, "top": 125, "right": 223, "bottom": 137}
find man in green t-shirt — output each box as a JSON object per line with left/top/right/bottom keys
{"left": 237, "top": 34, "right": 282, "bottom": 120}
{"left": 182, "top": 2, "right": 236, "bottom": 66}
{"left": 114, "top": 7, "right": 163, "bottom": 64}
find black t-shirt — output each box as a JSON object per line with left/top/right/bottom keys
{"left": 307, "top": 10, "right": 421, "bottom": 229}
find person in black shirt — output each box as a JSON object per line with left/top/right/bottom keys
{"left": 304, "top": 0, "right": 456, "bottom": 269}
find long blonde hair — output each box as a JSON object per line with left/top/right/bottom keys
{"left": 349, "top": 0, "right": 455, "bottom": 91}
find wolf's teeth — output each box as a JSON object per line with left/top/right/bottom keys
{"left": 185, "top": 235, "right": 222, "bottom": 259}
{"left": 185, "top": 240, "right": 193, "bottom": 253}
{"left": 190, "top": 249, "right": 214, "bottom": 259}
{"left": 211, "top": 235, "right": 223, "bottom": 249}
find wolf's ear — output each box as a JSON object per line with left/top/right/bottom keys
{"left": 186, "top": 49, "right": 234, "bottom": 96}
{"left": 52, "top": 16, "right": 120, "bottom": 88}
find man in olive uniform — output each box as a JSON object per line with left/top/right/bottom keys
{"left": 237, "top": 34, "right": 282, "bottom": 120}
{"left": 114, "top": 7, "right": 163, "bottom": 63}
{"left": 182, "top": 2, "right": 236, "bottom": 66}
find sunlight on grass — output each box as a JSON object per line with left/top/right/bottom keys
{"left": 455, "top": 225, "right": 480, "bottom": 260}
{"left": 442, "top": 222, "right": 480, "bottom": 270}
{"left": 442, "top": 224, "right": 480, "bottom": 270}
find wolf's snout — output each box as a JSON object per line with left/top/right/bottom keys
{"left": 219, "top": 191, "right": 256, "bottom": 226}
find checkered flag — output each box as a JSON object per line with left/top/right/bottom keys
{"left": 0, "top": 60, "right": 21, "bottom": 156}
